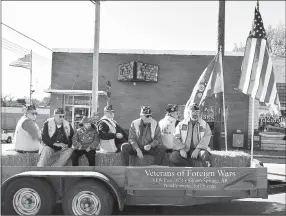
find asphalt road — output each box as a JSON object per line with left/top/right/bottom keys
{"left": 52, "top": 193, "right": 286, "bottom": 215}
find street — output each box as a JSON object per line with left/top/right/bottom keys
{"left": 52, "top": 193, "right": 286, "bottom": 215}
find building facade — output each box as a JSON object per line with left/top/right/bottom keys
{"left": 47, "top": 49, "right": 285, "bottom": 149}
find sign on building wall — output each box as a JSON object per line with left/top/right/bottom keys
{"left": 136, "top": 62, "right": 159, "bottom": 82}
{"left": 118, "top": 61, "right": 159, "bottom": 82}
{"left": 118, "top": 61, "right": 135, "bottom": 81}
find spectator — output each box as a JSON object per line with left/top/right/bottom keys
{"left": 71, "top": 116, "right": 99, "bottom": 166}
{"left": 97, "top": 105, "right": 128, "bottom": 153}
{"left": 169, "top": 103, "right": 212, "bottom": 167}
{"left": 121, "top": 106, "right": 166, "bottom": 166}
{"left": 37, "top": 108, "right": 74, "bottom": 166}
{"left": 14, "top": 105, "right": 41, "bottom": 152}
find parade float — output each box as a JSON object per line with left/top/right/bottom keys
{"left": 1, "top": 1, "right": 285, "bottom": 215}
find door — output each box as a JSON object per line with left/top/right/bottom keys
{"left": 73, "top": 106, "right": 90, "bottom": 130}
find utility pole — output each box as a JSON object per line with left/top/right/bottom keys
{"left": 91, "top": 1, "right": 100, "bottom": 115}
{"left": 213, "top": 0, "right": 225, "bottom": 150}
{"left": 30, "top": 50, "right": 33, "bottom": 104}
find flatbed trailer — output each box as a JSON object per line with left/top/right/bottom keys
{"left": 1, "top": 164, "right": 274, "bottom": 215}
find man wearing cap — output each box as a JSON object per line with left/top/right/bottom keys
{"left": 97, "top": 105, "right": 128, "bottom": 153}
{"left": 37, "top": 108, "right": 74, "bottom": 166}
{"left": 14, "top": 105, "right": 41, "bottom": 152}
{"left": 159, "top": 104, "right": 180, "bottom": 152}
{"left": 169, "top": 103, "right": 212, "bottom": 167}
{"left": 71, "top": 116, "right": 100, "bottom": 166}
{"left": 121, "top": 106, "right": 166, "bottom": 166}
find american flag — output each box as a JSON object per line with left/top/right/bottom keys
{"left": 237, "top": 6, "right": 281, "bottom": 115}
{"left": 184, "top": 49, "right": 224, "bottom": 119}
{"left": 9, "top": 53, "right": 32, "bottom": 69}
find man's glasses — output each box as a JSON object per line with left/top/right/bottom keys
{"left": 145, "top": 115, "right": 151, "bottom": 118}
{"left": 59, "top": 115, "right": 65, "bottom": 118}
{"left": 32, "top": 112, "right": 38, "bottom": 116}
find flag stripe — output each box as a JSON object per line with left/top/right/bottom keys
{"left": 259, "top": 57, "right": 273, "bottom": 101}
{"left": 263, "top": 70, "right": 275, "bottom": 103}
{"left": 250, "top": 39, "right": 266, "bottom": 97}
{"left": 255, "top": 45, "right": 270, "bottom": 99}
{"left": 241, "top": 38, "right": 257, "bottom": 93}
{"left": 269, "top": 82, "right": 277, "bottom": 104}
{"left": 247, "top": 39, "right": 262, "bottom": 95}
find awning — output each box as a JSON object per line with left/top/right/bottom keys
{"left": 44, "top": 89, "right": 107, "bottom": 96}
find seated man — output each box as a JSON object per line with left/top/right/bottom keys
{"left": 97, "top": 105, "right": 128, "bottom": 153}
{"left": 121, "top": 106, "right": 166, "bottom": 166}
{"left": 14, "top": 105, "right": 41, "bottom": 153}
{"left": 71, "top": 116, "right": 100, "bottom": 166}
{"left": 37, "top": 108, "right": 74, "bottom": 167}
{"left": 169, "top": 103, "right": 212, "bottom": 167}
{"left": 159, "top": 104, "right": 180, "bottom": 153}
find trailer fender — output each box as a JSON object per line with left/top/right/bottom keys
{"left": 1, "top": 171, "right": 125, "bottom": 211}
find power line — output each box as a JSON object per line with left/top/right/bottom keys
{"left": 2, "top": 38, "right": 51, "bottom": 63}
{"left": 1, "top": 22, "right": 53, "bottom": 52}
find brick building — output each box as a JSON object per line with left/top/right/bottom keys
{"left": 46, "top": 49, "right": 285, "bottom": 149}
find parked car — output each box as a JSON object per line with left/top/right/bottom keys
{"left": 1, "top": 129, "right": 14, "bottom": 143}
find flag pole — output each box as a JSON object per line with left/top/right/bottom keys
{"left": 214, "top": 0, "right": 225, "bottom": 150}
{"left": 220, "top": 46, "right": 228, "bottom": 151}
{"left": 251, "top": 96, "right": 255, "bottom": 166}
{"left": 30, "top": 50, "right": 33, "bottom": 104}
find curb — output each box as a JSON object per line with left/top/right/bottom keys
{"left": 254, "top": 155, "right": 286, "bottom": 159}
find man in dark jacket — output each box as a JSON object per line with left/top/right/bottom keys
{"left": 37, "top": 108, "right": 74, "bottom": 166}
{"left": 97, "top": 105, "right": 128, "bottom": 153}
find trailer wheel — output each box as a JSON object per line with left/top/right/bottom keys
{"left": 1, "top": 177, "right": 56, "bottom": 215}
{"left": 62, "top": 180, "right": 114, "bottom": 215}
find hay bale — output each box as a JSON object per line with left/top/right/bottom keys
{"left": 1, "top": 150, "right": 39, "bottom": 166}
{"left": 210, "top": 150, "right": 251, "bottom": 167}
{"left": 1, "top": 149, "right": 251, "bottom": 167}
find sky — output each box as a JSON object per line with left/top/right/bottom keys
{"left": 1, "top": 1, "right": 285, "bottom": 100}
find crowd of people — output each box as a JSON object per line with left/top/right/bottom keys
{"left": 13, "top": 103, "right": 212, "bottom": 167}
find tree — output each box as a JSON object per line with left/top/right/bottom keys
{"left": 1, "top": 94, "right": 15, "bottom": 107}
{"left": 40, "top": 97, "right": 51, "bottom": 107}
{"left": 233, "top": 23, "right": 285, "bottom": 58}
{"left": 23, "top": 97, "right": 40, "bottom": 107}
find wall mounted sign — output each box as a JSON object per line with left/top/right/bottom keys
{"left": 118, "top": 61, "right": 159, "bottom": 83}
{"left": 118, "top": 61, "right": 135, "bottom": 81}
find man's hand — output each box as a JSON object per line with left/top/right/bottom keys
{"left": 144, "top": 144, "right": 151, "bottom": 151}
{"left": 136, "top": 148, "right": 144, "bottom": 159}
{"left": 58, "top": 143, "right": 68, "bottom": 150}
{"left": 191, "top": 148, "right": 200, "bottom": 159}
{"left": 116, "top": 133, "right": 123, "bottom": 139}
{"left": 180, "top": 149, "right": 187, "bottom": 159}
{"left": 86, "top": 146, "right": 91, "bottom": 152}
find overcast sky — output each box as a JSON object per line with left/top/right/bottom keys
{"left": 2, "top": 1, "right": 285, "bottom": 99}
